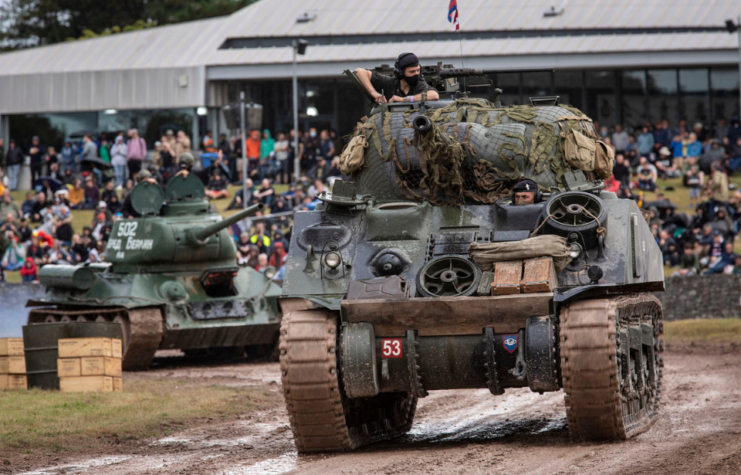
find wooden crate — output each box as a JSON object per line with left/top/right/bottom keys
{"left": 0, "top": 338, "right": 24, "bottom": 356}
{"left": 0, "top": 374, "right": 27, "bottom": 390}
{"left": 60, "top": 376, "right": 114, "bottom": 393}
{"left": 111, "top": 339, "right": 123, "bottom": 359}
{"left": 520, "top": 257, "right": 558, "bottom": 293}
{"left": 80, "top": 357, "right": 122, "bottom": 377}
{"left": 58, "top": 338, "right": 112, "bottom": 358}
{"left": 113, "top": 377, "right": 123, "bottom": 392}
{"left": 0, "top": 356, "right": 26, "bottom": 374}
{"left": 491, "top": 261, "right": 523, "bottom": 295}
{"left": 57, "top": 358, "right": 82, "bottom": 378}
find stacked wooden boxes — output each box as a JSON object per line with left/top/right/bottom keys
{"left": 57, "top": 337, "right": 123, "bottom": 393}
{"left": 0, "top": 338, "right": 27, "bottom": 390}
{"left": 480, "top": 257, "right": 558, "bottom": 296}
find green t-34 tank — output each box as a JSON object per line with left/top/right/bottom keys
{"left": 27, "top": 175, "right": 282, "bottom": 370}
{"left": 279, "top": 64, "right": 665, "bottom": 452}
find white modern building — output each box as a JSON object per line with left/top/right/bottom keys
{"left": 0, "top": 0, "right": 739, "bottom": 148}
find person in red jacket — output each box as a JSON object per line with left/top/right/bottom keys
{"left": 268, "top": 241, "right": 286, "bottom": 269}
{"left": 20, "top": 257, "right": 38, "bottom": 283}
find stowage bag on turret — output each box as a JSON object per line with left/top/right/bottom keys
{"left": 349, "top": 99, "right": 614, "bottom": 206}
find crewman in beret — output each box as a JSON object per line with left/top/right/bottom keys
{"left": 512, "top": 178, "right": 539, "bottom": 206}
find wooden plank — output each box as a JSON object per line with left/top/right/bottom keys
{"left": 80, "top": 357, "right": 122, "bottom": 377}
{"left": 476, "top": 272, "right": 494, "bottom": 296}
{"left": 0, "top": 374, "right": 27, "bottom": 390}
{"left": 60, "top": 376, "right": 114, "bottom": 393}
{"left": 0, "top": 338, "right": 24, "bottom": 356}
{"left": 58, "top": 338, "right": 112, "bottom": 358}
{"left": 343, "top": 293, "right": 552, "bottom": 337}
{"left": 113, "top": 377, "right": 123, "bottom": 392}
{"left": 57, "top": 358, "right": 82, "bottom": 378}
{"left": 492, "top": 260, "right": 523, "bottom": 295}
{"left": 521, "top": 257, "right": 558, "bottom": 293}
{"left": 0, "top": 356, "right": 26, "bottom": 374}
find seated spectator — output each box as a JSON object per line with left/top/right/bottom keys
{"left": 17, "top": 218, "right": 32, "bottom": 243}
{"left": 82, "top": 176, "right": 101, "bottom": 209}
{"left": 90, "top": 201, "right": 112, "bottom": 226}
{"left": 250, "top": 222, "right": 271, "bottom": 254}
{"left": 655, "top": 147, "right": 678, "bottom": 178}
{"left": 730, "top": 255, "right": 741, "bottom": 275}
{"left": 205, "top": 169, "right": 229, "bottom": 200}
{"left": 70, "top": 234, "right": 89, "bottom": 263}
{"left": 68, "top": 179, "right": 84, "bottom": 209}
{"left": 709, "top": 163, "right": 729, "bottom": 203}
{"left": 704, "top": 241, "right": 735, "bottom": 274}
{"left": 120, "top": 179, "right": 135, "bottom": 201}
{"left": 61, "top": 168, "right": 76, "bottom": 186}
{"left": 256, "top": 253, "right": 269, "bottom": 273}
{"left": 101, "top": 181, "right": 117, "bottom": 208}
{"left": 48, "top": 240, "right": 72, "bottom": 265}
{"left": 236, "top": 232, "right": 252, "bottom": 266}
{"left": 0, "top": 190, "right": 20, "bottom": 219}
{"left": 21, "top": 192, "right": 35, "bottom": 218}
{"left": 1, "top": 232, "right": 25, "bottom": 271}
{"left": 30, "top": 192, "right": 50, "bottom": 223}
{"left": 91, "top": 213, "right": 110, "bottom": 242}
{"left": 254, "top": 178, "right": 275, "bottom": 207}
{"left": 636, "top": 157, "right": 658, "bottom": 191}
{"left": 26, "top": 234, "right": 48, "bottom": 267}
{"left": 107, "top": 194, "right": 122, "bottom": 214}
{"left": 268, "top": 241, "right": 287, "bottom": 268}
{"left": 685, "top": 164, "right": 703, "bottom": 209}
{"left": 700, "top": 139, "right": 727, "bottom": 175}
{"left": 20, "top": 257, "right": 38, "bottom": 283}
{"left": 226, "top": 179, "right": 255, "bottom": 210}
{"left": 729, "top": 137, "right": 741, "bottom": 173}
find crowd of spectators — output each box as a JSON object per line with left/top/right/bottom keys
{"left": 0, "top": 124, "right": 349, "bottom": 283}
{"left": 601, "top": 116, "right": 741, "bottom": 276}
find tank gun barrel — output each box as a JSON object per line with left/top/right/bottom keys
{"left": 189, "top": 203, "right": 264, "bottom": 245}
{"left": 438, "top": 68, "right": 555, "bottom": 79}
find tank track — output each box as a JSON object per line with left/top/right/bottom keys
{"left": 560, "top": 294, "right": 663, "bottom": 440}
{"left": 279, "top": 309, "right": 417, "bottom": 452}
{"left": 28, "top": 307, "right": 163, "bottom": 371}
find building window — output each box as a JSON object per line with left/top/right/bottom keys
{"left": 492, "top": 73, "right": 520, "bottom": 106}
{"left": 554, "top": 70, "right": 584, "bottom": 111}
{"left": 522, "top": 71, "right": 552, "bottom": 102}
{"left": 647, "top": 69, "right": 678, "bottom": 126}
{"left": 620, "top": 70, "right": 647, "bottom": 128}
{"left": 679, "top": 69, "right": 709, "bottom": 128}
{"left": 585, "top": 71, "right": 616, "bottom": 128}
{"left": 710, "top": 68, "right": 740, "bottom": 125}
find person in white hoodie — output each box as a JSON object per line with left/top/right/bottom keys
{"left": 110, "top": 135, "right": 128, "bottom": 189}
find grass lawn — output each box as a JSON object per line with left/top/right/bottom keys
{"left": 663, "top": 318, "right": 741, "bottom": 343}
{"left": 0, "top": 378, "right": 271, "bottom": 454}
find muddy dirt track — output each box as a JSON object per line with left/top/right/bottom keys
{"left": 15, "top": 344, "right": 741, "bottom": 475}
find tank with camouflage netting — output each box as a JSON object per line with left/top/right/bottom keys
{"left": 278, "top": 64, "right": 665, "bottom": 452}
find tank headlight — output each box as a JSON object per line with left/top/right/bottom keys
{"left": 568, "top": 243, "right": 582, "bottom": 260}
{"left": 324, "top": 251, "right": 341, "bottom": 269}
{"left": 264, "top": 266, "right": 277, "bottom": 280}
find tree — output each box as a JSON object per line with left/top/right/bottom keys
{"left": 0, "top": 0, "right": 255, "bottom": 50}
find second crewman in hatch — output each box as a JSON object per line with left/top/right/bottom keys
{"left": 354, "top": 52, "right": 440, "bottom": 104}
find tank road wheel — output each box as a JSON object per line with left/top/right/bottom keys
{"left": 560, "top": 294, "right": 663, "bottom": 440}
{"left": 280, "top": 309, "right": 417, "bottom": 452}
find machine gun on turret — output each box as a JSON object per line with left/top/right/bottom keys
{"left": 343, "top": 63, "right": 554, "bottom": 104}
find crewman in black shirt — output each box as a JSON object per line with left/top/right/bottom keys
{"left": 354, "top": 52, "right": 439, "bottom": 104}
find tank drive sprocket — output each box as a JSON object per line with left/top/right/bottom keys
{"left": 279, "top": 309, "right": 417, "bottom": 452}
{"left": 560, "top": 294, "right": 663, "bottom": 440}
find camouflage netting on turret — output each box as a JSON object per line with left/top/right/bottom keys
{"left": 346, "top": 100, "right": 613, "bottom": 206}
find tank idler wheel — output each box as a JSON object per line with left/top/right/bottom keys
{"left": 560, "top": 294, "right": 663, "bottom": 440}
{"left": 280, "top": 309, "right": 417, "bottom": 453}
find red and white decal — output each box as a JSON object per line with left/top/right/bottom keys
{"left": 381, "top": 338, "right": 403, "bottom": 358}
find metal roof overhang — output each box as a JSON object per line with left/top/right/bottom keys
{"left": 207, "top": 49, "right": 740, "bottom": 81}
